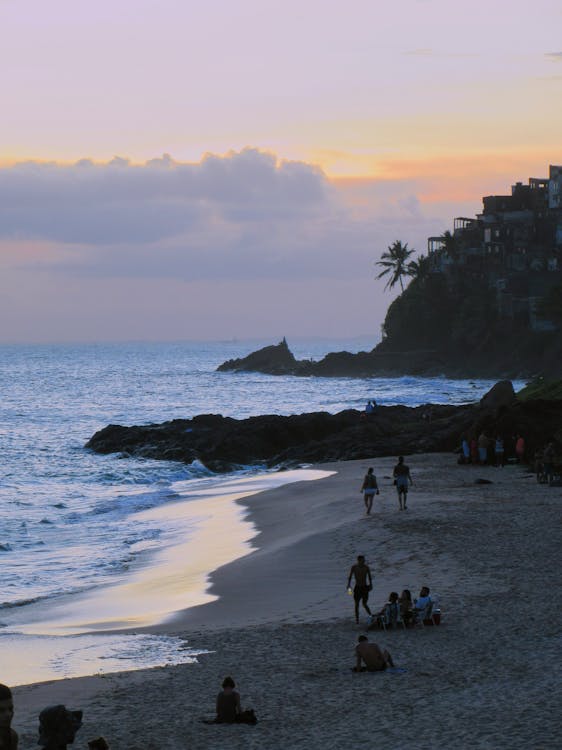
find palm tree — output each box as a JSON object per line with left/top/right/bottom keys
{"left": 376, "top": 240, "right": 416, "bottom": 292}
{"left": 407, "top": 254, "right": 430, "bottom": 281}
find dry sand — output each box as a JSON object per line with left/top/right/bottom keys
{"left": 12, "top": 454, "right": 562, "bottom": 749}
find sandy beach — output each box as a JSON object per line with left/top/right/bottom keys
{"left": 11, "top": 453, "right": 562, "bottom": 749}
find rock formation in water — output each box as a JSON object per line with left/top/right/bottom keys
{"left": 86, "top": 383, "right": 562, "bottom": 472}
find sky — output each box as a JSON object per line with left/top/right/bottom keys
{"left": 1, "top": 0, "right": 561, "bottom": 343}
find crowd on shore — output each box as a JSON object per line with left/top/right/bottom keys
{"left": 459, "top": 433, "right": 560, "bottom": 483}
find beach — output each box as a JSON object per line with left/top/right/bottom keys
{"left": 11, "top": 453, "right": 562, "bottom": 749}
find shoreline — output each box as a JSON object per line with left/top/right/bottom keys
{"left": 11, "top": 453, "right": 562, "bottom": 749}
{"left": 1, "top": 469, "right": 331, "bottom": 685}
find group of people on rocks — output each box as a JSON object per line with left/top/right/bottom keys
{"left": 459, "top": 433, "right": 525, "bottom": 466}
{"left": 360, "top": 457, "right": 413, "bottom": 514}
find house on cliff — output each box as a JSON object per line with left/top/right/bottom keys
{"left": 427, "top": 165, "right": 562, "bottom": 331}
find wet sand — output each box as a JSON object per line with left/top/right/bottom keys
{"left": 12, "top": 454, "right": 562, "bottom": 749}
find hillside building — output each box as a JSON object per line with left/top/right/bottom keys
{"left": 427, "top": 165, "right": 562, "bottom": 330}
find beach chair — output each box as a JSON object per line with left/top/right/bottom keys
{"left": 377, "top": 602, "right": 405, "bottom": 630}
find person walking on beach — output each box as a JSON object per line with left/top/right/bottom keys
{"left": 360, "top": 467, "right": 379, "bottom": 514}
{"left": 347, "top": 555, "right": 373, "bottom": 624}
{"left": 353, "top": 635, "right": 394, "bottom": 672}
{"left": 393, "top": 456, "right": 412, "bottom": 510}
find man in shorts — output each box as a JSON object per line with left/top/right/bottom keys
{"left": 393, "top": 455, "right": 412, "bottom": 510}
{"left": 353, "top": 635, "right": 394, "bottom": 672}
{"left": 347, "top": 555, "right": 373, "bottom": 624}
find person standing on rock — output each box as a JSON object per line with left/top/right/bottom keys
{"left": 360, "top": 467, "right": 379, "bottom": 514}
{"left": 347, "top": 555, "right": 373, "bottom": 624}
{"left": 393, "top": 456, "right": 412, "bottom": 510}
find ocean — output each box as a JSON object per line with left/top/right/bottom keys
{"left": 0, "top": 338, "right": 524, "bottom": 684}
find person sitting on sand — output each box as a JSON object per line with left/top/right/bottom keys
{"left": 373, "top": 591, "right": 400, "bottom": 628}
{"left": 347, "top": 555, "right": 373, "bottom": 624}
{"left": 37, "top": 705, "right": 83, "bottom": 750}
{"left": 216, "top": 676, "right": 241, "bottom": 724}
{"left": 414, "top": 586, "right": 432, "bottom": 612}
{"left": 88, "top": 739, "right": 109, "bottom": 750}
{"left": 399, "top": 589, "right": 414, "bottom": 626}
{"left": 353, "top": 635, "right": 394, "bottom": 672}
{"left": 0, "top": 684, "right": 18, "bottom": 750}
{"left": 360, "top": 467, "right": 379, "bottom": 515}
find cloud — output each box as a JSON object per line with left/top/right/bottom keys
{"left": 0, "top": 149, "right": 447, "bottom": 284}
{"left": 545, "top": 51, "right": 562, "bottom": 61}
{"left": 0, "top": 149, "right": 327, "bottom": 246}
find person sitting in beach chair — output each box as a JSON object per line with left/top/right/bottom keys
{"left": 370, "top": 592, "right": 402, "bottom": 629}
{"left": 0, "top": 684, "right": 18, "bottom": 750}
{"left": 399, "top": 589, "right": 414, "bottom": 626}
{"left": 353, "top": 635, "right": 394, "bottom": 672}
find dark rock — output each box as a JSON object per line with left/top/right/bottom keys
{"left": 480, "top": 380, "right": 516, "bottom": 411}
{"left": 86, "top": 396, "right": 562, "bottom": 472}
{"left": 87, "top": 404, "right": 476, "bottom": 470}
{"left": 474, "top": 478, "right": 493, "bottom": 484}
{"left": 217, "top": 338, "right": 303, "bottom": 375}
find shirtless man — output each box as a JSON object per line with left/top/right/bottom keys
{"left": 393, "top": 456, "right": 412, "bottom": 510}
{"left": 353, "top": 635, "right": 394, "bottom": 672}
{"left": 0, "top": 684, "right": 18, "bottom": 750}
{"left": 347, "top": 555, "right": 373, "bottom": 624}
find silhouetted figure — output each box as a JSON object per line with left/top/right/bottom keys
{"left": 393, "top": 456, "right": 412, "bottom": 510}
{"left": 37, "top": 705, "right": 82, "bottom": 750}
{"left": 515, "top": 434, "right": 525, "bottom": 463}
{"left": 347, "top": 555, "right": 373, "bottom": 624}
{"left": 0, "top": 684, "right": 18, "bottom": 750}
{"left": 216, "top": 676, "right": 241, "bottom": 723}
{"left": 399, "top": 589, "right": 414, "bottom": 626}
{"left": 353, "top": 635, "right": 394, "bottom": 672}
{"left": 88, "top": 739, "right": 109, "bottom": 750}
{"left": 494, "top": 436, "right": 505, "bottom": 467}
{"left": 360, "top": 467, "right": 379, "bottom": 514}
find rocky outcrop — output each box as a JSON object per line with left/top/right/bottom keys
{"left": 479, "top": 380, "right": 516, "bottom": 410}
{"left": 217, "top": 338, "right": 303, "bottom": 375}
{"left": 85, "top": 384, "right": 562, "bottom": 472}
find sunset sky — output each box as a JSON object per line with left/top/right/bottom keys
{"left": 1, "top": 0, "right": 561, "bottom": 343}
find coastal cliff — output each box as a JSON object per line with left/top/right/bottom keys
{"left": 219, "top": 166, "right": 562, "bottom": 379}
{"left": 218, "top": 278, "right": 562, "bottom": 379}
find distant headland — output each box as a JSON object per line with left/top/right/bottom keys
{"left": 219, "top": 165, "right": 562, "bottom": 379}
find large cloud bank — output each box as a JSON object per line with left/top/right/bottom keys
{"left": 0, "top": 148, "right": 469, "bottom": 342}
{"left": 0, "top": 149, "right": 445, "bottom": 283}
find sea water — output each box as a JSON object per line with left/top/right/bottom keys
{"left": 0, "top": 338, "right": 524, "bottom": 684}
